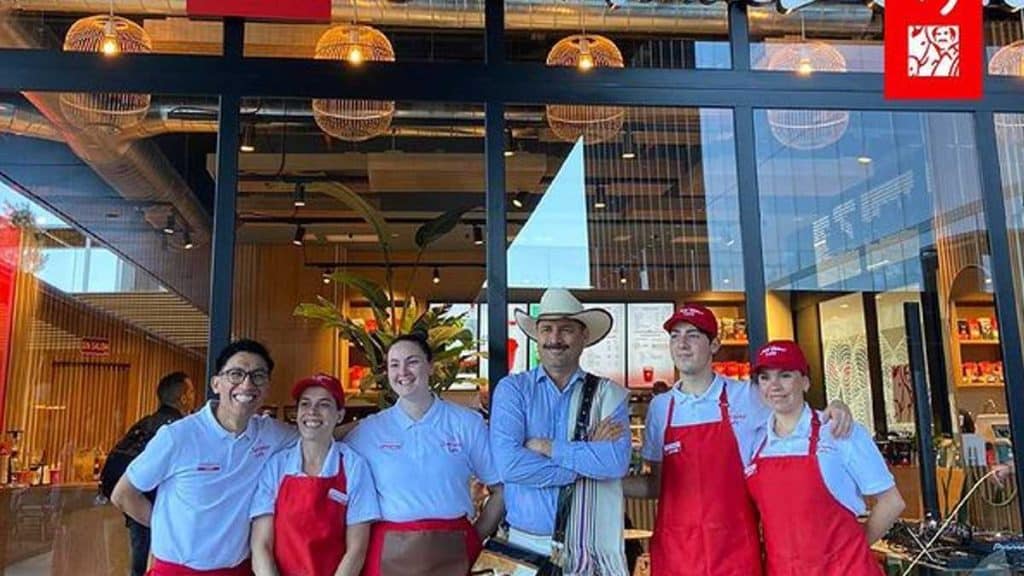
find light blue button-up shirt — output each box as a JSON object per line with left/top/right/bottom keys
{"left": 126, "top": 402, "right": 298, "bottom": 569}
{"left": 490, "top": 366, "right": 631, "bottom": 536}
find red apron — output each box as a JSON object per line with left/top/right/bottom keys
{"left": 273, "top": 453, "right": 349, "bottom": 576}
{"left": 650, "top": 383, "right": 763, "bottom": 576}
{"left": 362, "top": 517, "right": 482, "bottom": 576}
{"left": 148, "top": 558, "right": 251, "bottom": 576}
{"left": 746, "top": 411, "right": 883, "bottom": 576}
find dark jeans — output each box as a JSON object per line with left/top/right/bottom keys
{"left": 125, "top": 516, "right": 150, "bottom": 576}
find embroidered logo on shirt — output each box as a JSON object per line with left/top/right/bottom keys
{"left": 664, "top": 441, "right": 682, "bottom": 455}
{"left": 443, "top": 438, "right": 463, "bottom": 454}
{"left": 328, "top": 488, "right": 349, "bottom": 504}
{"left": 251, "top": 443, "right": 272, "bottom": 458}
{"left": 196, "top": 463, "right": 221, "bottom": 472}
{"left": 379, "top": 441, "right": 402, "bottom": 451}
{"left": 744, "top": 463, "right": 758, "bottom": 478}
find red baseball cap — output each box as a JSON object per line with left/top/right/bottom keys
{"left": 753, "top": 340, "right": 809, "bottom": 375}
{"left": 662, "top": 304, "right": 718, "bottom": 340}
{"left": 291, "top": 373, "right": 345, "bottom": 409}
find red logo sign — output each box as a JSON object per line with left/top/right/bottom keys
{"left": 186, "top": 0, "right": 331, "bottom": 22}
{"left": 80, "top": 337, "right": 110, "bottom": 357}
{"left": 885, "top": 0, "right": 982, "bottom": 100}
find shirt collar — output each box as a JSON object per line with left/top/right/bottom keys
{"left": 391, "top": 394, "right": 443, "bottom": 430}
{"left": 673, "top": 374, "right": 724, "bottom": 402}
{"left": 201, "top": 400, "right": 257, "bottom": 440}
{"left": 534, "top": 366, "right": 586, "bottom": 395}
{"left": 766, "top": 403, "right": 812, "bottom": 443}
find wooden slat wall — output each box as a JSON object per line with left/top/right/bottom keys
{"left": 3, "top": 235, "right": 206, "bottom": 481}
{"left": 233, "top": 243, "right": 340, "bottom": 406}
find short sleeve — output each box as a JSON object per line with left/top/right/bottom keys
{"left": 125, "top": 425, "right": 177, "bottom": 492}
{"left": 465, "top": 413, "right": 500, "bottom": 485}
{"left": 262, "top": 417, "right": 299, "bottom": 452}
{"left": 342, "top": 446, "right": 381, "bottom": 525}
{"left": 250, "top": 453, "right": 284, "bottom": 519}
{"left": 641, "top": 395, "right": 668, "bottom": 462}
{"left": 841, "top": 424, "right": 896, "bottom": 496}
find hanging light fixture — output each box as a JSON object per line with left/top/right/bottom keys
{"left": 512, "top": 191, "right": 530, "bottom": 209}
{"left": 618, "top": 266, "right": 628, "bottom": 285}
{"left": 594, "top": 185, "right": 608, "bottom": 210}
{"left": 60, "top": 6, "right": 152, "bottom": 134}
{"left": 162, "top": 213, "right": 176, "bottom": 235}
{"left": 621, "top": 128, "right": 637, "bottom": 159}
{"left": 312, "top": 24, "right": 396, "bottom": 142}
{"left": 472, "top": 225, "right": 484, "bottom": 246}
{"left": 240, "top": 124, "right": 256, "bottom": 153}
{"left": 432, "top": 267, "right": 441, "bottom": 285}
{"left": 293, "top": 182, "right": 307, "bottom": 208}
{"left": 545, "top": 34, "right": 626, "bottom": 145}
{"left": 322, "top": 268, "right": 333, "bottom": 284}
{"left": 293, "top": 225, "right": 306, "bottom": 246}
{"left": 504, "top": 128, "right": 516, "bottom": 157}
{"left": 183, "top": 230, "right": 194, "bottom": 250}
{"left": 989, "top": 12, "right": 1024, "bottom": 141}
{"left": 763, "top": 15, "right": 848, "bottom": 151}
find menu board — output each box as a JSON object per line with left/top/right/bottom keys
{"left": 626, "top": 303, "right": 676, "bottom": 388}
{"left": 478, "top": 304, "right": 531, "bottom": 378}
{"left": 579, "top": 303, "right": 626, "bottom": 383}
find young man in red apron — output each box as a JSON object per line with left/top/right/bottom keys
{"left": 250, "top": 374, "right": 380, "bottom": 576}
{"left": 623, "top": 305, "right": 854, "bottom": 576}
{"left": 746, "top": 341, "right": 905, "bottom": 575}
{"left": 111, "top": 340, "right": 300, "bottom": 576}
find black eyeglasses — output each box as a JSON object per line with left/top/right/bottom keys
{"left": 218, "top": 368, "right": 270, "bottom": 387}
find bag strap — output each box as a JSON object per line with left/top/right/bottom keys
{"left": 550, "top": 372, "right": 600, "bottom": 550}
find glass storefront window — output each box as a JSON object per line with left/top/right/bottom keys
{"left": 757, "top": 109, "right": 1021, "bottom": 532}
{"left": 0, "top": 90, "right": 213, "bottom": 574}
{"left": 233, "top": 98, "right": 487, "bottom": 413}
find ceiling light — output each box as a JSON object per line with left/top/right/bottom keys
{"left": 857, "top": 155, "right": 872, "bottom": 165}
{"left": 621, "top": 129, "right": 637, "bottom": 159}
{"left": 183, "top": 230, "right": 194, "bottom": 250}
{"left": 512, "top": 191, "right": 529, "bottom": 209}
{"left": 293, "top": 182, "right": 307, "bottom": 208}
{"left": 472, "top": 225, "right": 484, "bottom": 246}
{"left": 293, "top": 225, "right": 306, "bottom": 246}
{"left": 504, "top": 128, "right": 515, "bottom": 157}
{"left": 162, "top": 213, "right": 176, "bottom": 235}
{"left": 594, "top": 185, "right": 608, "bottom": 210}
{"left": 322, "top": 269, "right": 333, "bottom": 284}
{"left": 432, "top": 267, "right": 440, "bottom": 284}
{"left": 618, "top": 266, "right": 627, "bottom": 284}
{"left": 100, "top": 18, "right": 120, "bottom": 56}
{"left": 240, "top": 124, "right": 256, "bottom": 153}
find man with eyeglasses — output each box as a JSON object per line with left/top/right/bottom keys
{"left": 111, "top": 339, "right": 299, "bottom": 576}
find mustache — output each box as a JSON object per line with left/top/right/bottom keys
{"left": 543, "top": 344, "right": 569, "bottom": 350}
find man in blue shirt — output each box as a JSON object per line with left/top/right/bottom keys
{"left": 490, "top": 288, "right": 632, "bottom": 576}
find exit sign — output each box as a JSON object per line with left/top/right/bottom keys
{"left": 186, "top": 0, "right": 331, "bottom": 22}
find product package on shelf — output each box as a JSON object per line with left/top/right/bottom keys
{"left": 958, "top": 316, "right": 1000, "bottom": 341}
{"left": 713, "top": 361, "right": 751, "bottom": 381}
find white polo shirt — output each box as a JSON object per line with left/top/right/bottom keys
{"left": 751, "top": 404, "right": 895, "bottom": 516}
{"left": 346, "top": 397, "right": 500, "bottom": 522}
{"left": 250, "top": 440, "right": 381, "bottom": 525}
{"left": 125, "top": 401, "right": 298, "bottom": 570}
{"left": 641, "top": 376, "right": 772, "bottom": 468}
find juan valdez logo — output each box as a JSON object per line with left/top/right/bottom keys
{"left": 885, "top": 0, "right": 982, "bottom": 100}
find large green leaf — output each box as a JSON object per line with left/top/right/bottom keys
{"left": 324, "top": 271, "right": 391, "bottom": 314}
{"left": 415, "top": 205, "right": 477, "bottom": 249}
{"left": 316, "top": 181, "right": 392, "bottom": 252}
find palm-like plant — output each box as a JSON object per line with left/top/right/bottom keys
{"left": 293, "top": 181, "right": 481, "bottom": 406}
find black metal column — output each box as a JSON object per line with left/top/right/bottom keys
{"left": 906, "top": 302, "right": 940, "bottom": 521}
{"left": 974, "top": 110, "right": 1024, "bottom": 523}
{"left": 205, "top": 18, "right": 244, "bottom": 388}
{"left": 485, "top": 102, "right": 509, "bottom": 387}
{"left": 734, "top": 107, "right": 768, "bottom": 351}
{"left": 919, "top": 247, "right": 953, "bottom": 435}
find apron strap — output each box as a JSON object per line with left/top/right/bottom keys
{"left": 808, "top": 410, "right": 822, "bottom": 456}
{"left": 666, "top": 396, "right": 676, "bottom": 426}
{"left": 717, "top": 379, "right": 730, "bottom": 422}
{"left": 752, "top": 435, "right": 769, "bottom": 461}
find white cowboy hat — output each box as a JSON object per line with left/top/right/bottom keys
{"left": 514, "top": 288, "right": 613, "bottom": 348}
